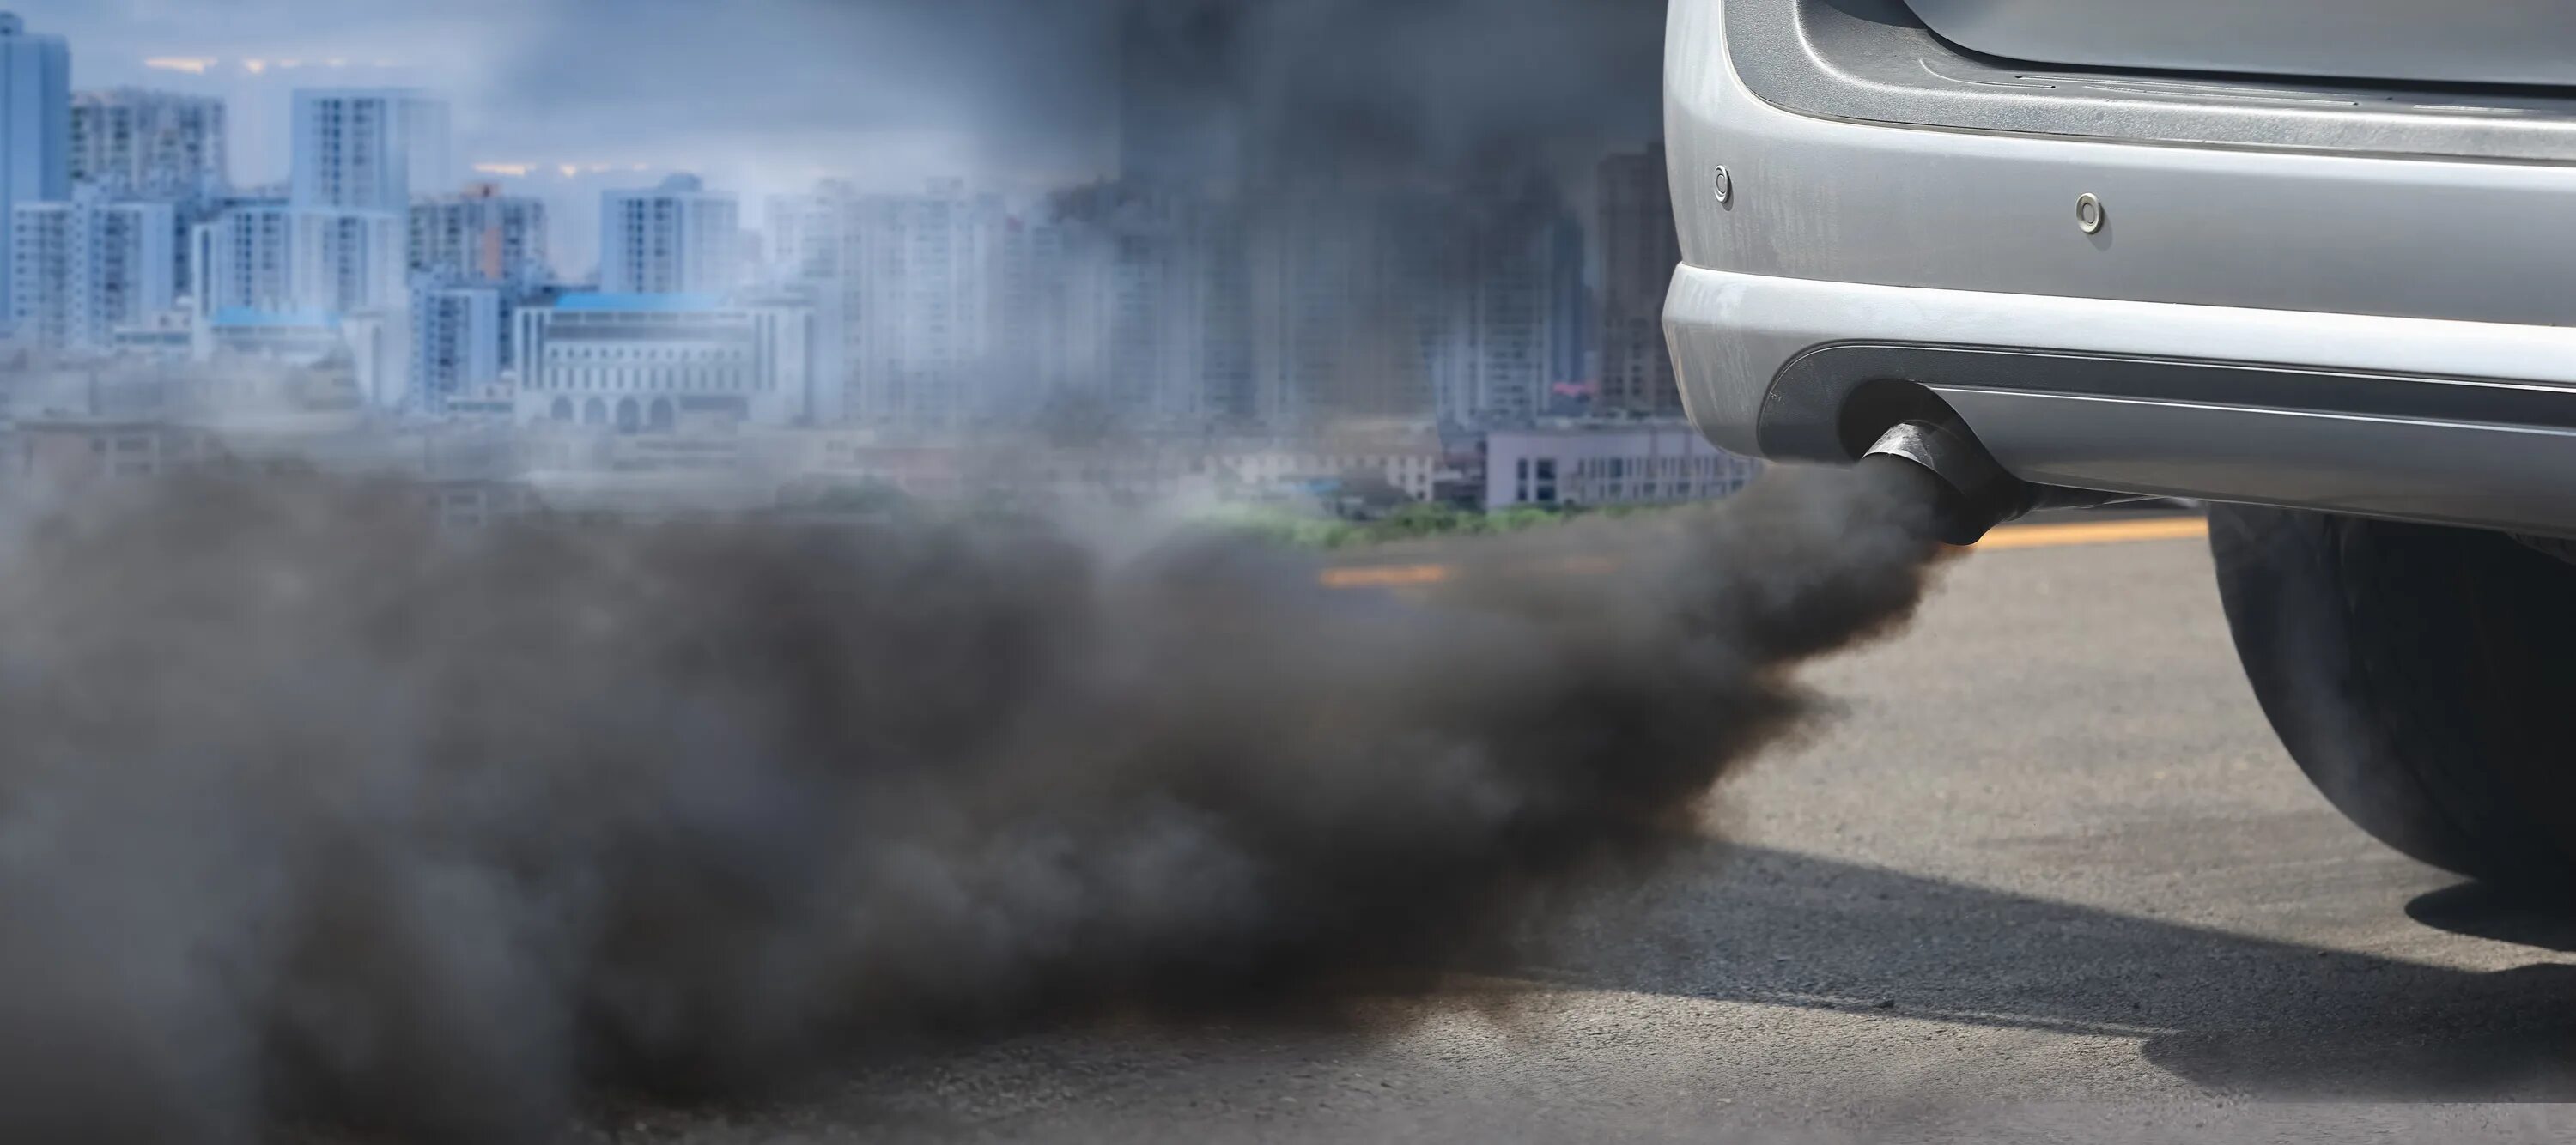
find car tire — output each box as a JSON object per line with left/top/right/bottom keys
{"left": 2208, "top": 505, "right": 2576, "bottom": 886}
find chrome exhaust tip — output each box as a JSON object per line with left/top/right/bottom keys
{"left": 1858, "top": 417, "right": 2030, "bottom": 546}
{"left": 1859, "top": 417, "right": 2151, "bottom": 545}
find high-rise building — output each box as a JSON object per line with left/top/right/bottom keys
{"left": 763, "top": 182, "right": 848, "bottom": 283}
{"left": 779, "top": 179, "right": 1114, "bottom": 430}
{"left": 0, "top": 13, "right": 70, "bottom": 331}
{"left": 409, "top": 182, "right": 548, "bottom": 416}
{"left": 289, "top": 88, "right": 451, "bottom": 212}
{"left": 290, "top": 209, "right": 406, "bottom": 315}
{"left": 272, "top": 87, "right": 440, "bottom": 406}
{"left": 337, "top": 307, "right": 411, "bottom": 409}
{"left": 1234, "top": 183, "right": 1572, "bottom": 432}
{"left": 1048, "top": 182, "right": 1255, "bottom": 427}
{"left": 410, "top": 182, "right": 549, "bottom": 284}
{"left": 1199, "top": 204, "right": 1255, "bottom": 425}
{"left": 1596, "top": 145, "right": 1683, "bottom": 416}
{"left": 159, "top": 186, "right": 270, "bottom": 313}
{"left": 598, "top": 173, "right": 740, "bottom": 294}
{"left": 191, "top": 202, "right": 403, "bottom": 317}
{"left": 835, "top": 181, "right": 1004, "bottom": 429}
{"left": 67, "top": 89, "right": 230, "bottom": 329}
{"left": 740, "top": 278, "right": 847, "bottom": 425}
{"left": 10, "top": 189, "right": 176, "bottom": 353}
{"left": 1546, "top": 210, "right": 1588, "bottom": 391}
{"left": 70, "top": 88, "right": 227, "bottom": 197}
{"left": 192, "top": 200, "right": 293, "bottom": 316}
{"left": 1437, "top": 215, "right": 1562, "bottom": 428}
{"left": 1247, "top": 191, "right": 1452, "bottom": 427}
{"left": 993, "top": 202, "right": 1103, "bottom": 416}
{"left": 411, "top": 282, "right": 501, "bottom": 411}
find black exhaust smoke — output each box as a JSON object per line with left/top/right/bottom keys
{"left": 0, "top": 466, "right": 1947, "bottom": 1142}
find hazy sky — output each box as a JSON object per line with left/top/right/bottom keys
{"left": 15, "top": 0, "right": 1123, "bottom": 272}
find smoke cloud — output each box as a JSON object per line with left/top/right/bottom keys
{"left": 481, "top": 0, "right": 1667, "bottom": 185}
{"left": 0, "top": 464, "right": 1943, "bottom": 1142}
{"left": 1106, "top": 0, "right": 1664, "bottom": 182}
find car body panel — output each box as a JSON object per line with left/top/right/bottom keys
{"left": 1905, "top": 0, "right": 2576, "bottom": 89}
{"left": 1723, "top": 0, "right": 2576, "bottom": 163}
{"left": 1665, "top": 0, "right": 2576, "bottom": 325}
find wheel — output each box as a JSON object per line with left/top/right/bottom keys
{"left": 2208, "top": 505, "right": 2576, "bottom": 886}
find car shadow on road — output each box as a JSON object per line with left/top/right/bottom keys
{"left": 2408, "top": 880, "right": 2576, "bottom": 954}
{"left": 1525, "top": 845, "right": 2576, "bottom": 1100}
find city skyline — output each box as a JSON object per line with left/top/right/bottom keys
{"left": 18, "top": 0, "right": 1666, "bottom": 279}
{"left": 1, "top": 3, "right": 1692, "bottom": 445}
{"left": 0, "top": 0, "right": 1745, "bottom": 545}
{"left": 14, "top": 0, "right": 1121, "bottom": 275}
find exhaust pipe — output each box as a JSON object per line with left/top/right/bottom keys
{"left": 1858, "top": 416, "right": 2143, "bottom": 545}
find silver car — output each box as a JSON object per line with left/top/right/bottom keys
{"left": 1664, "top": 0, "right": 2576, "bottom": 884}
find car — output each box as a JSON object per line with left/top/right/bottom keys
{"left": 1663, "top": 0, "right": 2576, "bottom": 885}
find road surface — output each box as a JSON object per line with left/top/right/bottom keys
{"left": 608, "top": 514, "right": 2576, "bottom": 1143}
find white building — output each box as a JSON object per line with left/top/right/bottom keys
{"left": 770, "top": 179, "right": 999, "bottom": 427}
{"left": 1483, "top": 421, "right": 1760, "bottom": 512}
{"left": 739, "top": 280, "right": 847, "bottom": 425}
{"left": 10, "top": 190, "right": 175, "bottom": 353}
{"left": 1213, "top": 439, "right": 1444, "bottom": 502}
{"left": 994, "top": 205, "right": 1102, "bottom": 415}
{"left": 1047, "top": 184, "right": 1254, "bottom": 427}
{"left": 770, "top": 176, "right": 1560, "bottom": 436}
{"left": 194, "top": 307, "right": 342, "bottom": 364}
{"left": 770, "top": 178, "right": 1271, "bottom": 433}
{"left": 1597, "top": 147, "right": 1684, "bottom": 416}
{"left": 412, "top": 282, "right": 501, "bottom": 411}
{"left": 192, "top": 200, "right": 292, "bottom": 315}
{"left": 338, "top": 307, "right": 410, "bottom": 410}
{"left": 763, "top": 182, "right": 848, "bottom": 283}
{"left": 191, "top": 201, "right": 413, "bottom": 407}
{"left": 837, "top": 181, "right": 1005, "bottom": 428}
{"left": 290, "top": 209, "right": 405, "bottom": 315}
{"left": 514, "top": 293, "right": 812, "bottom": 432}
{"left": 0, "top": 13, "right": 70, "bottom": 332}
{"left": 409, "top": 182, "right": 548, "bottom": 417}
{"left": 1434, "top": 221, "right": 1560, "bottom": 428}
{"left": 1243, "top": 191, "right": 1457, "bottom": 427}
{"left": 70, "top": 88, "right": 226, "bottom": 197}
{"left": 67, "top": 87, "right": 227, "bottom": 307}
{"left": 193, "top": 203, "right": 404, "bottom": 317}
{"left": 598, "top": 173, "right": 740, "bottom": 294}
{"left": 108, "top": 309, "right": 191, "bottom": 360}
{"left": 1236, "top": 190, "right": 1568, "bottom": 432}
{"left": 410, "top": 181, "right": 548, "bottom": 284}
{"left": 289, "top": 88, "right": 450, "bottom": 213}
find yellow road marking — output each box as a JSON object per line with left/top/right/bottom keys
{"left": 1972, "top": 517, "right": 2208, "bottom": 551}
{"left": 1319, "top": 563, "right": 1453, "bottom": 588}
{"left": 1320, "top": 554, "right": 1617, "bottom": 590}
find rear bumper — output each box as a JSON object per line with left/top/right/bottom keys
{"left": 1666, "top": 267, "right": 2576, "bottom": 536}
{"left": 1666, "top": 0, "right": 2576, "bottom": 535}
{"left": 1667, "top": 0, "right": 2576, "bottom": 327}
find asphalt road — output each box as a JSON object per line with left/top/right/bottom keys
{"left": 609, "top": 518, "right": 2576, "bottom": 1144}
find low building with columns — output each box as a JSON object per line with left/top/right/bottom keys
{"left": 513, "top": 292, "right": 813, "bottom": 433}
